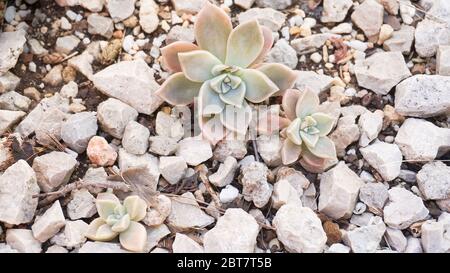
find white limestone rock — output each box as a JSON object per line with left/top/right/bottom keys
{"left": 106, "top": 0, "right": 136, "bottom": 22}
{"left": 351, "top": 0, "right": 384, "bottom": 39}
{"left": 67, "top": 189, "right": 97, "bottom": 220}
{"left": 51, "top": 220, "right": 89, "bottom": 249}
{"left": 238, "top": 7, "right": 286, "bottom": 31}
{"left": 321, "top": 0, "right": 353, "bottom": 23}
{"left": 0, "top": 30, "right": 27, "bottom": 75}
{"left": 0, "top": 72, "right": 20, "bottom": 93}
{"left": 360, "top": 141, "right": 403, "bottom": 181}
{"left": 436, "top": 45, "right": 450, "bottom": 77}
{"left": 359, "top": 182, "right": 389, "bottom": 210}
{"left": 240, "top": 161, "right": 273, "bottom": 208}
{"left": 273, "top": 204, "right": 327, "bottom": 253}
{"left": 167, "top": 192, "right": 215, "bottom": 230}
{"left": 6, "top": 229, "right": 42, "bottom": 253}
{"left": 97, "top": 98, "right": 138, "bottom": 139}
{"left": 354, "top": 51, "right": 411, "bottom": 95}
{"left": 291, "top": 33, "right": 340, "bottom": 54}
{"left": 395, "top": 75, "right": 450, "bottom": 118}
{"left": 159, "top": 156, "right": 187, "bottom": 185}
{"left": 318, "top": 162, "right": 364, "bottom": 219}
{"left": 61, "top": 111, "right": 98, "bottom": 153}
{"left": 92, "top": 60, "right": 163, "bottom": 115}
{"left": 87, "top": 13, "right": 114, "bottom": 39}
{"left": 0, "top": 110, "right": 26, "bottom": 135}
{"left": 204, "top": 208, "right": 259, "bottom": 253}
{"left": 32, "top": 151, "right": 77, "bottom": 192}
{"left": 383, "top": 187, "right": 429, "bottom": 229}
{"left": 256, "top": 134, "right": 282, "bottom": 167}
{"left": 139, "top": 0, "right": 159, "bottom": 34}
{"left": 209, "top": 156, "right": 237, "bottom": 187}
{"left": 31, "top": 200, "right": 66, "bottom": 242}
{"left": 417, "top": 162, "right": 450, "bottom": 200}
{"left": 358, "top": 110, "right": 383, "bottom": 147}
{"left": 394, "top": 118, "right": 450, "bottom": 161}
{"left": 383, "top": 24, "right": 415, "bottom": 54}
{"left": 172, "top": 233, "right": 204, "bottom": 253}
{"left": 0, "top": 160, "right": 39, "bottom": 225}
{"left": 176, "top": 137, "right": 212, "bottom": 166}
{"left": 122, "top": 121, "right": 150, "bottom": 155}
{"left": 271, "top": 179, "right": 302, "bottom": 210}
{"left": 342, "top": 216, "right": 386, "bottom": 253}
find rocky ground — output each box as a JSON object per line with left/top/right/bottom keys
{"left": 0, "top": 0, "right": 449, "bottom": 253}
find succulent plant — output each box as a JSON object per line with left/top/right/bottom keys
{"left": 85, "top": 192, "right": 148, "bottom": 252}
{"left": 280, "top": 89, "right": 337, "bottom": 172}
{"left": 156, "top": 2, "right": 297, "bottom": 144}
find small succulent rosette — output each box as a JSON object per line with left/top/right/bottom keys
{"left": 156, "top": 2, "right": 297, "bottom": 144}
{"left": 85, "top": 192, "right": 148, "bottom": 252}
{"left": 280, "top": 89, "right": 338, "bottom": 173}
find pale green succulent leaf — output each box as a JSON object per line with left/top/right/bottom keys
{"left": 210, "top": 74, "right": 227, "bottom": 94}
{"left": 219, "top": 83, "right": 246, "bottom": 107}
{"left": 178, "top": 50, "right": 222, "bottom": 82}
{"left": 119, "top": 221, "right": 147, "bottom": 252}
{"left": 199, "top": 81, "right": 225, "bottom": 116}
{"left": 257, "top": 63, "right": 298, "bottom": 93}
{"left": 286, "top": 118, "right": 302, "bottom": 146}
{"left": 311, "top": 112, "right": 335, "bottom": 137}
{"left": 155, "top": 72, "right": 202, "bottom": 106}
{"left": 295, "top": 89, "right": 320, "bottom": 119}
{"left": 123, "top": 195, "right": 148, "bottom": 222}
{"left": 240, "top": 69, "right": 278, "bottom": 103}
{"left": 111, "top": 214, "right": 131, "bottom": 233}
{"left": 250, "top": 26, "right": 275, "bottom": 67}
{"left": 281, "top": 138, "right": 302, "bottom": 165}
{"left": 194, "top": 2, "right": 232, "bottom": 62}
{"left": 96, "top": 199, "right": 119, "bottom": 221}
{"left": 306, "top": 136, "right": 337, "bottom": 160}
{"left": 300, "top": 131, "right": 319, "bottom": 148}
{"left": 85, "top": 218, "right": 119, "bottom": 241}
{"left": 225, "top": 20, "right": 264, "bottom": 68}
{"left": 219, "top": 100, "right": 252, "bottom": 135}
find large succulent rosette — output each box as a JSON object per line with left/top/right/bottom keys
{"left": 156, "top": 3, "right": 297, "bottom": 144}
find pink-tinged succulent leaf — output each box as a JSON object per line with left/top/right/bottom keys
{"left": 311, "top": 112, "right": 335, "bottom": 137}
{"left": 161, "top": 41, "right": 198, "bottom": 72}
{"left": 281, "top": 138, "right": 302, "bottom": 165}
{"left": 286, "top": 118, "right": 302, "bottom": 145}
{"left": 220, "top": 100, "right": 252, "bottom": 135}
{"left": 240, "top": 69, "right": 279, "bottom": 103}
{"left": 119, "top": 221, "right": 147, "bottom": 252}
{"left": 301, "top": 147, "right": 327, "bottom": 171}
{"left": 179, "top": 50, "right": 223, "bottom": 82}
{"left": 123, "top": 196, "right": 147, "bottom": 222}
{"left": 306, "top": 136, "right": 337, "bottom": 159}
{"left": 111, "top": 214, "right": 131, "bottom": 233}
{"left": 250, "top": 26, "right": 275, "bottom": 67}
{"left": 194, "top": 2, "right": 232, "bottom": 62}
{"left": 199, "top": 81, "right": 225, "bottom": 116}
{"left": 257, "top": 111, "right": 290, "bottom": 135}
{"left": 300, "top": 131, "right": 319, "bottom": 148}
{"left": 257, "top": 63, "right": 298, "bottom": 94}
{"left": 200, "top": 115, "right": 228, "bottom": 145}
{"left": 219, "top": 83, "right": 246, "bottom": 107}
{"left": 282, "top": 89, "right": 302, "bottom": 121}
{"left": 295, "top": 89, "right": 320, "bottom": 119}
{"left": 225, "top": 20, "right": 264, "bottom": 68}
{"left": 156, "top": 72, "right": 202, "bottom": 105}
{"left": 86, "top": 218, "right": 118, "bottom": 241}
